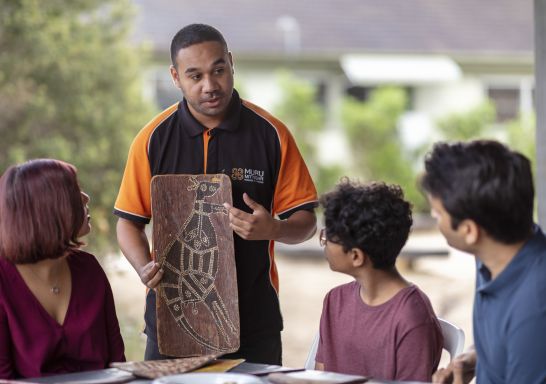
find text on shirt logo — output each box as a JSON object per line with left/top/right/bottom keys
{"left": 231, "top": 168, "right": 264, "bottom": 184}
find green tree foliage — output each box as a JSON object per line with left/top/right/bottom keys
{"left": 274, "top": 71, "right": 324, "bottom": 162}
{"left": 313, "top": 164, "right": 345, "bottom": 197}
{"left": 436, "top": 101, "right": 496, "bottom": 140}
{"left": 435, "top": 101, "right": 535, "bottom": 165}
{"left": 505, "top": 114, "right": 536, "bottom": 164}
{"left": 0, "top": 0, "right": 153, "bottom": 250}
{"left": 505, "top": 113, "right": 537, "bottom": 216}
{"left": 341, "top": 87, "right": 424, "bottom": 209}
{"left": 273, "top": 71, "right": 344, "bottom": 194}
{"left": 435, "top": 104, "right": 537, "bottom": 215}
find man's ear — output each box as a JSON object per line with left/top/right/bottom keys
{"left": 228, "top": 51, "right": 235, "bottom": 74}
{"left": 459, "top": 219, "right": 480, "bottom": 245}
{"left": 351, "top": 248, "right": 366, "bottom": 268}
{"left": 170, "top": 65, "right": 181, "bottom": 89}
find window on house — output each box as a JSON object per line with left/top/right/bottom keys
{"left": 344, "top": 85, "right": 414, "bottom": 110}
{"left": 156, "top": 76, "right": 180, "bottom": 109}
{"left": 487, "top": 88, "right": 520, "bottom": 122}
{"left": 345, "top": 85, "right": 374, "bottom": 102}
{"left": 405, "top": 87, "right": 415, "bottom": 111}
{"left": 315, "top": 81, "right": 327, "bottom": 106}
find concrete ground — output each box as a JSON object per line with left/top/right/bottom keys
{"left": 105, "top": 228, "right": 476, "bottom": 370}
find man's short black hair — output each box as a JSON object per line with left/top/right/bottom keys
{"left": 320, "top": 179, "right": 413, "bottom": 270}
{"left": 421, "top": 140, "right": 534, "bottom": 244}
{"left": 170, "top": 23, "right": 228, "bottom": 66}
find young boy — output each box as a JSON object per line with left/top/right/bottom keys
{"left": 422, "top": 140, "right": 546, "bottom": 384}
{"left": 315, "top": 180, "right": 442, "bottom": 381}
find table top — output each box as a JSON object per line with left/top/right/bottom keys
{"left": 22, "top": 363, "right": 280, "bottom": 384}
{"left": 21, "top": 362, "right": 426, "bottom": 384}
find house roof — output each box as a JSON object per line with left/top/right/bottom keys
{"left": 132, "top": 0, "right": 533, "bottom": 58}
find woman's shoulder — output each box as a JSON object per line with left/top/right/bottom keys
{"left": 68, "top": 248, "right": 98, "bottom": 262}
{"left": 0, "top": 258, "right": 17, "bottom": 289}
{"left": 0, "top": 256, "right": 14, "bottom": 271}
{"left": 0, "top": 258, "right": 10, "bottom": 297}
{"left": 67, "top": 249, "right": 106, "bottom": 275}
{"left": 67, "top": 250, "right": 113, "bottom": 298}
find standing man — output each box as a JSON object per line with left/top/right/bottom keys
{"left": 421, "top": 140, "right": 546, "bottom": 384}
{"left": 114, "top": 24, "right": 317, "bottom": 364}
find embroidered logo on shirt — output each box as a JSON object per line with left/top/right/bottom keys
{"left": 231, "top": 168, "right": 244, "bottom": 181}
{"left": 231, "top": 168, "right": 264, "bottom": 184}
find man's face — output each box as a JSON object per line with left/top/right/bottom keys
{"left": 428, "top": 195, "right": 469, "bottom": 252}
{"left": 170, "top": 41, "right": 234, "bottom": 125}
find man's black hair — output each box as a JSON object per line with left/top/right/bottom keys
{"left": 320, "top": 179, "right": 413, "bottom": 270}
{"left": 421, "top": 140, "right": 534, "bottom": 244}
{"left": 170, "top": 23, "right": 228, "bottom": 66}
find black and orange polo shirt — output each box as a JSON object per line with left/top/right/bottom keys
{"left": 114, "top": 90, "right": 318, "bottom": 339}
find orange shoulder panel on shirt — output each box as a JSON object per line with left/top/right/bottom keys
{"left": 114, "top": 103, "right": 179, "bottom": 221}
{"left": 242, "top": 100, "right": 318, "bottom": 217}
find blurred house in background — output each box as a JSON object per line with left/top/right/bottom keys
{"left": 131, "top": 0, "right": 533, "bottom": 163}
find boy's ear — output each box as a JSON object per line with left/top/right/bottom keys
{"left": 459, "top": 219, "right": 480, "bottom": 245}
{"left": 351, "top": 248, "right": 366, "bottom": 267}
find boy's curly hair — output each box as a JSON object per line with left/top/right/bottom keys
{"left": 320, "top": 179, "right": 412, "bottom": 269}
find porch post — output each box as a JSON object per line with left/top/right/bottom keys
{"left": 535, "top": 0, "right": 546, "bottom": 225}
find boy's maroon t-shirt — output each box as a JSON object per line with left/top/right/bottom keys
{"left": 316, "top": 282, "right": 442, "bottom": 382}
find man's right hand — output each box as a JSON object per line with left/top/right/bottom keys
{"left": 138, "top": 260, "right": 164, "bottom": 289}
{"left": 117, "top": 217, "right": 164, "bottom": 289}
{"left": 432, "top": 349, "right": 477, "bottom": 384}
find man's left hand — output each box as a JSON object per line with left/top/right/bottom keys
{"left": 224, "top": 193, "right": 280, "bottom": 240}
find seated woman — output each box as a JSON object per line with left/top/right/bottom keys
{"left": 0, "top": 159, "right": 125, "bottom": 379}
{"left": 315, "top": 179, "right": 442, "bottom": 382}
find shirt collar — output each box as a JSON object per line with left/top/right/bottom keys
{"left": 477, "top": 224, "right": 545, "bottom": 295}
{"left": 178, "top": 89, "right": 242, "bottom": 137}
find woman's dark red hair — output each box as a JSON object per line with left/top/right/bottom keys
{"left": 0, "top": 159, "right": 85, "bottom": 264}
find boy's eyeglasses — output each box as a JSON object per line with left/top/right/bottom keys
{"left": 320, "top": 228, "right": 343, "bottom": 247}
{"left": 319, "top": 228, "right": 329, "bottom": 247}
